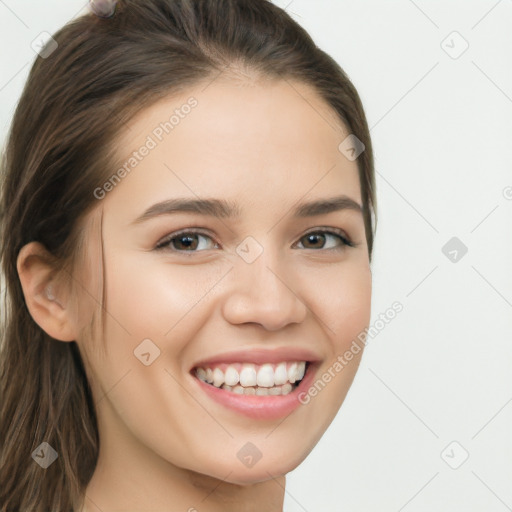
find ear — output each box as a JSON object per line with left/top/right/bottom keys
{"left": 16, "top": 241, "right": 77, "bottom": 342}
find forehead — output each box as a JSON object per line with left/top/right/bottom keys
{"left": 103, "top": 76, "right": 362, "bottom": 220}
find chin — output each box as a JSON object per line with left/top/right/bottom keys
{"left": 197, "top": 442, "right": 311, "bottom": 486}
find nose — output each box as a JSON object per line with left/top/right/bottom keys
{"left": 221, "top": 248, "right": 308, "bottom": 331}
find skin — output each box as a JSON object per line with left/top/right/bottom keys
{"left": 17, "top": 73, "right": 372, "bottom": 512}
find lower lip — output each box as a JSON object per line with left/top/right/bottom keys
{"left": 191, "top": 363, "right": 317, "bottom": 420}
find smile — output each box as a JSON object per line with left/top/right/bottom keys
{"left": 194, "top": 361, "right": 308, "bottom": 396}
{"left": 191, "top": 358, "right": 317, "bottom": 420}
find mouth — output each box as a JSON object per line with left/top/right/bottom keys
{"left": 192, "top": 361, "right": 309, "bottom": 396}
{"left": 189, "top": 348, "right": 321, "bottom": 419}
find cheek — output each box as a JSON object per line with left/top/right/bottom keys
{"left": 104, "top": 254, "right": 224, "bottom": 347}
{"left": 303, "top": 260, "right": 372, "bottom": 347}
{"left": 291, "top": 262, "right": 371, "bottom": 435}
{"left": 336, "top": 269, "right": 372, "bottom": 344}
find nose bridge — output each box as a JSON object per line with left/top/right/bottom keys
{"left": 237, "top": 234, "right": 289, "bottom": 292}
{"left": 221, "top": 235, "right": 307, "bottom": 330}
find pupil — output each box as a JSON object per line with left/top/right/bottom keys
{"left": 307, "top": 233, "right": 323, "bottom": 248}
{"left": 178, "top": 235, "right": 197, "bottom": 250}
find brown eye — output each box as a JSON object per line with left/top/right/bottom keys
{"left": 296, "top": 229, "right": 353, "bottom": 251}
{"left": 156, "top": 230, "right": 218, "bottom": 252}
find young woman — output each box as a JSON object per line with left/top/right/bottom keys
{"left": 0, "top": 0, "right": 376, "bottom": 510}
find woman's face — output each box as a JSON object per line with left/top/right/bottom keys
{"left": 76, "top": 75, "right": 371, "bottom": 485}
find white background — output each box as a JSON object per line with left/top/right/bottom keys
{"left": 1, "top": 1, "right": 511, "bottom": 511}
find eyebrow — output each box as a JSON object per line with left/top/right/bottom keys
{"left": 131, "top": 195, "right": 362, "bottom": 225}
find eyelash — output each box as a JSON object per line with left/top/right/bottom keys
{"left": 154, "top": 227, "right": 355, "bottom": 253}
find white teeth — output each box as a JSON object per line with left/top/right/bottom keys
{"left": 281, "top": 383, "right": 292, "bottom": 394}
{"left": 212, "top": 368, "right": 224, "bottom": 387}
{"left": 195, "top": 360, "right": 309, "bottom": 393}
{"left": 274, "top": 362, "right": 288, "bottom": 385}
{"left": 296, "top": 361, "right": 306, "bottom": 381}
{"left": 219, "top": 382, "right": 294, "bottom": 396}
{"left": 256, "top": 364, "right": 275, "bottom": 388}
{"left": 288, "top": 362, "right": 298, "bottom": 383}
{"left": 224, "top": 365, "right": 239, "bottom": 386}
{"left": 239, "top": 364, "right": 257, "bottom": 387}
{"left": 196, "top": 367, "right": 207, "bottom": 382}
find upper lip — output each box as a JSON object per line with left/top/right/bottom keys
{"left": 191, "top": 347, "right": 322, "bottom": 369}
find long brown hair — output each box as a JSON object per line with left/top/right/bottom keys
{"left": 0, "top": 1, "right": 376, "bottom": 509}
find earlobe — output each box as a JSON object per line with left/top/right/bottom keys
{"left": 16, "top": 241, "right": 77, "bottom": 342}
